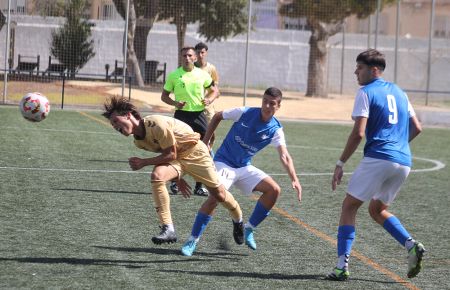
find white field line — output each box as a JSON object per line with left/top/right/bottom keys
{"left": 0, "top": 156, "right": 444, "bottom": 175}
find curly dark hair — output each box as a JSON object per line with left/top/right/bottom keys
{"left": 102, "top": 96, "right": 141, "bottom": 120}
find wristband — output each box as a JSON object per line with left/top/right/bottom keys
{"left": 336, "top": 160, "right": 345, "bottom": 167}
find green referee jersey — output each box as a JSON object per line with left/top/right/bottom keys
{"left": 163, "top": 66, "right": 213, "bottom": 112}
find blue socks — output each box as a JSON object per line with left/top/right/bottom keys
{"left": 191, "top": 212, "right": 212, "bottom": 238}
{"left": 248, "top": 201, "right": 270, "bottom": 228}
{"left": 383, "top": 216, "right": 411, "bottom": 246}
{"left": 337, "top": 225, "right": 356, "bottom": 257}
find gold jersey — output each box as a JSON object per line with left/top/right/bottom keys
{"left": 197, "top": 62, "right": 219, "bottom": 86}
{"left": 134, "top": 115, "right": 200, "bottom": 158}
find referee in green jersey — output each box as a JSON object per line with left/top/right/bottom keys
{"left": 161, "top": 46, "right": 219, "bottom": 196}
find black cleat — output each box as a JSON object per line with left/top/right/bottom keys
{"left": 169, "top": 181, "right": 178, "bottom": 195}
{"left": 232, "top": 220, "right": 244, "bottom": 245}
{"left": 193, "top": 186, "right": 209, "bottom": 196}
{"left": 151, "top": 225, "right": 177, "bottom": 245}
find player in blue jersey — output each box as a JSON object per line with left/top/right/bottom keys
{"left": 327, "top": 49, "right": 424, "bottom": 281}
{"left": 180, "top": 87, "right": 302, "bottom": 256}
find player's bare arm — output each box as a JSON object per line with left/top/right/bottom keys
{"left": 332, "top": 117, "right": 367, "bottom": 191}
{"left": 203, "top": 111, "right": 223, "bottom": 146}
{"left": 277, "top": 145, "right": 302, "bottom": 201}
{"left": 128, "top": 145, "right": 177, "bottom": 171}
{"left": 409, "top": 115, "right": 422, "bottom": 142}
{"left": 202, "top": 83, "right": 219, "bottom": 106}
{"left": 161, "top": 89, "right": 185, "bottom": 109}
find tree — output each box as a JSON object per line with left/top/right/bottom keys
{"left": 110, "top": 0, "right": 259, "bottom": 86}
{"left": 112, "top": 0, "right": 159, "bottom": 87}
{"left": 50, "top": 0, "right": 95, "bottom": 78}
{"left": 31, "top": 0, "right": 67, "bottom": 17}
{"left": 0, "top": 10, "right": 5, "bottom": 32}
{"left": 279, "top": 0, "right": 395, "bottom": 97}
{"left": 159, "top": 0, "right": 256, "bottom": 66}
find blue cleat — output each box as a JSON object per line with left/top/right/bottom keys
{"left": 244, "top": 227, "right": 256, "bottom": 250}
{"left": 181, "top": 239, "right": 198, "bottom": 256}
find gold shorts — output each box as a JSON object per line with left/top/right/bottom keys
{"left": 169, "top": 141, "right": 220, "bottom": 188}
{"left": 203, "top": 105, "right": 215, "bottom": 123}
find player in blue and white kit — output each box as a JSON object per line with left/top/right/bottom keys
{"left": 327, "top": 49, "right": 424, "bottom": 281}
{"left": 180, "top": 87, "right": 302, "bottom": 256}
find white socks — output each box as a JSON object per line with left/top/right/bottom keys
{"left": 405, "top": 238, "right": 416, "bottom": 251}
{"left": 337, "top": 254, "right": 349, "bottom": 269}
{"left": 166, "top": 224, "right": 175, "bottom": 232}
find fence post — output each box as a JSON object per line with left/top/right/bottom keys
{"left": 340, "top": 22, "right": 346, "bottom": 95}
{"left": 425, "top": 0, "right": 436, "bottom": 106}
{"left": 2, "top": 0, "right": 12, "bottom": 104}
{"left": 61, "top": 73, "right": 65, "bottom": 109}
{"left": 243, "top": 0, "right": 252, "bottom": 106}
{"left": 394, "top": 0, "right": 400, "bottom": 84}
{"left": 128, "top": 76, "right": 132, "bottom": 101}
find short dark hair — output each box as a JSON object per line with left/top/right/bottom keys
{"left": 180, "top": 46, "right": 196, "bottom": 54}
{"left": 195, "top": 42, "right": 208, "bottom": 51}
{"left": 264, "top": 87, "right": 283, "bottom": 102}
{"left": 356, "top": 49, "right": 386, "bottom": 71}
{"left": 102, "top": 96, "right": 141, "bottom": 120}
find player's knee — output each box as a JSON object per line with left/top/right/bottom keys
{"left": 150, "top": 171, "right": 167, "bottom": 183}
{"left": 368, "top": 204, "right": 382, "bottom": 220}
{"left": 207, "top": 186, "right": 225, "bottom": 202}
{"left": 268, "top": 183, "right": 281, "bottom": 200}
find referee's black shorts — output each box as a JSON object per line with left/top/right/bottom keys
{"left": 174, "top": 110, "right": 208, "bottom": 139}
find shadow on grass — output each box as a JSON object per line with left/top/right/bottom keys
{"left": 159, "top": 269, "right": 324, "bottom": 280}
{"left": 159, "top": 269, "right": 408, "bottom": 284}
{"left": 53, "top": 187, "right": 150, "bottom": 195}
{"left": 94, "top": 245, "right": 247, "bottom": 261}
{"left": 0, "top": 256, "right": 204, "bottom": 269}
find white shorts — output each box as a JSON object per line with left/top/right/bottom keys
{"left": 215, "top": 161, "right": 268, "bottom": 195}
{"left": 347, "top": 157, "right": 410, "bottom": 205}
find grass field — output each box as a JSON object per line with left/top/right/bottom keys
{"left": 0, "top": 105, "right": 449, "bottom": 289}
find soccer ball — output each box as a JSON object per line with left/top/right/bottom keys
{"left": 19, "top": 92, "right": 50, "bottom": 122}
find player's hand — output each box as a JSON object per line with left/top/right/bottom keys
{"left": 332, "top": 166, "right": 344, "bottom": 191}
{"left": 128, "top": 157, "right": 145, "bottom": 171}
{"left": 293, "top": 180, "right": 302, "bottom": 202}
{"left": 177, "top": 178, "right": 192, "bottom": 198}
{"left": 202, "top": 98, "right": 212, "bottom": 106}
{"left": 176, "top": 101, "right": 186, "bottom": 109}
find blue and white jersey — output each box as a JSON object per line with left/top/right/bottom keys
{"left": 352, "top": 78, "right": 416, "bottom": 167}
{"left": 214, "top": 107, "right": 285, "bottom": 168}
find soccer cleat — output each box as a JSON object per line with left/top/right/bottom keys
{"left": 244, "top": 227, "right": 256, "bottom": 250}
{"left": 169, "top": 181, "right": 178, "bottom": 195}
{"left": 326, "top": 267, "right": 350, "bottom": 281}
{"left": 232, "top": 221, "right": 244, "bottom": 245}
{"left": 181, "top": 239, "right": 198, "bottom": 256}
{"left": 407, "top": 242, "right": 426, "bottom": 278}
{"left": 151, "top": 225, "right": 177, "bottom": 245}
{"left": 193, "top": 186, "right": 209, "bottom": 196}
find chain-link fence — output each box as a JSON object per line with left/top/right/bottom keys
{"left": 1, "top": 0, "right": 449, "bottom": 110}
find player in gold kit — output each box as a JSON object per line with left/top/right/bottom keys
{"left": 102, "top": 96, "right": 243, "bottom": 245}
